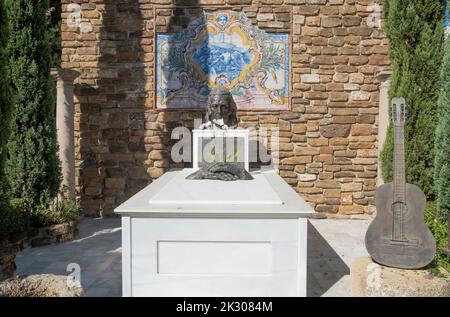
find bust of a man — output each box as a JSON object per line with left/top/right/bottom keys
{"left": 199, "top": 87, "right": 238, "bottom": 130}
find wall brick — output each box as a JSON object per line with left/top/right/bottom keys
{"left": 63, "top": 0, "right": 389, "bottom": 217}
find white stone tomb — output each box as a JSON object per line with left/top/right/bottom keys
{"left": 115, "top": 167, "right": 314, "bottom": 296}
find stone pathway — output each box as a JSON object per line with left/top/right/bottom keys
{"left": 307, "top": 218, "right": 370, "bottom": 297}
{"left": 15, "top": 217, "right": 370, "bottom": 297}
{"left": 16, "top": 218, "right": 122, "bottom": 297}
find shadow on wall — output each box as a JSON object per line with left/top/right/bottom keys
{"left": 161, "top": 4, "right": 271, "bottom": 170}
{"left": 74, "top": 1, "right": 213, "bottom": 216}
{"left": 75, "top": 1, "right": 148, "bottom": 217}
{"left": 161, "top": 2, "right": 205, "bottom": 170}
{"left": 163, "top": 2, "right": 209, "bottom": 109}
{"left": 307, "top": 222, "right": 349, "bottom": 297}
{"left": 73, "top": 2, "right": 271, "bottom": 217}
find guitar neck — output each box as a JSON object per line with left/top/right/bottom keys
{"left": 393, "top": 125, "right": 406, "bottom": 203}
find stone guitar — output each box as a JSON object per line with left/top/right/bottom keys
{"left": 365, "top": 98, "right": 436, "bottom": 269}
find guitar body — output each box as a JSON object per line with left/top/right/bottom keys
{"left": 365, "top": 182, "right": 436, "bottom": 269}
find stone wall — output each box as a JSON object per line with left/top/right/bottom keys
{"left": 0, "top": 221, "right": 79, "bottom": 281}
{"left": 60, "top": 0, "right": 389, "bottom": 217}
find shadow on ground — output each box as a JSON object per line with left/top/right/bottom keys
{"left": 15, "top": 217, "right": 365, "bottom": 297}
{"left": 15, "top": 218, "right": 122, "bottom": 297}
{"left": 307, "top": 221, "right": 350, "bottom": 297}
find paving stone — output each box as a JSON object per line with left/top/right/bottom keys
{"left": 15, "top": 217, "right": 371, "bottom": 297}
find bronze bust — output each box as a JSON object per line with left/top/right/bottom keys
{"left": 189, "top": 88, "right": 248, "bottom": 181}
{"left": 200, "top": 87, "right": 238, "bottom": 130}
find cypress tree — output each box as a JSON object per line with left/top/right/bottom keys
{"left": 0, "top": 0, "right": 10, "bottom": 185}
{"left": 4, "top": 0, "right": 61, "bottom": 207}
{"left": 434, "top": 30, "right": 450, "bottom": 220}
{"left": 48, "top": 0, "right": 61, "bottom": 68}
{"left": 381, "top": 0, "right": 445, "bottom": 199}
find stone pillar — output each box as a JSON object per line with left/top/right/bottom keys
{"left": 51, "top": 68, "right": 80, "bottom": 199}
{"left": 375, "top": 68, "right": 392, "bottom": 186}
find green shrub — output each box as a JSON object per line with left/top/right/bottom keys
{"left": 434, "top": 27, "right": 450, "bottom": 220}
{"left": 3, "top": 0, "right": 61, "bottom": 208}
{"left": 0, "top": 0, "right": 10, "bottom": 182}
{"left": 0, "top": 198, "right": 30, "bottom": 241}
{"left": 0, "top": 191, "right": 81, "bottom": 241}
{"left": 381, "top": 0, "right": 445, "bottom": 199}
{"left": 48, "top": 0, "right": 61, "bottom": 68}
{"left": 424, "top": 202, "right": 450, "bottom": 276}
{"left": 31, "top": 192, "right": 82, "bottom": 228}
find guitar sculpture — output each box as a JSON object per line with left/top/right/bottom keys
{"left": 365, "top": 97, "right": 436, "bottom": 269}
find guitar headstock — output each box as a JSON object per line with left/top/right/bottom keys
{"left": 392, "top": 97, "right": 407, "bottom": 126}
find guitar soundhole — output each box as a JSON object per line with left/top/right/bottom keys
{"left": 390, "top": 201, "right": 409, "bottom": 217}
{"left": 390, "top": 201, "right": 411, "bottom": 242}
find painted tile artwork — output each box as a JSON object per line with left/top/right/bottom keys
{"left": 156, "top": 11, "right": 290, "bottom": 110}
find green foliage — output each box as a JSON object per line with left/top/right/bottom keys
{"left": 0, "top": 189, "right": 80, "bottom": 241}
{"left": 48, "top": 0, "right": 61, "bottom": 68}
{"left": 0, "top": 198, "right": 30, "bottom": 241}
{"left": 434, "top": 32, "right": 450, "bottom": 220}
{"left": 424, "top": 202, "right": 450, "bottom": 275}
{"left": 260, "top": 43, "right": 284, "bottom": 73}
{"left": 3, "top": 0, "right": 61, "bottom": 208}
{"left": 381, "top": 0, "right": 445, "bottom": 199}
{"left": 0, "top": 0, "right": 11, "bottom": 186}
{"left": 380, "top": 126, "right": 394, "bottom": 183}
{"left": 31, "top": 189, "right": 82, "bottom": 227}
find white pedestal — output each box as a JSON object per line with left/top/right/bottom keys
{"left": 115, "top": 169, "right": 313, "bottom": 297}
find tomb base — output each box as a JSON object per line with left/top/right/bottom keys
{"left": 115, "top": 169, "right": 314, "bottom": 297}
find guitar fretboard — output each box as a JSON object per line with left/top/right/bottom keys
{"left": 393, "top": 125, "right": 406, "bottom": 203}
{"left": 392, "top": 124, "right": 406, "bottom": 241}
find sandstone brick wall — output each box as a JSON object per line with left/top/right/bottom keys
{"left": 60, "top": 0, "right": 389, "bottom": 217}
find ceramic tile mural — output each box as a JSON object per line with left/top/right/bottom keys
{"left": 156, "top": 11, "right": 290, "bottom": 110}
